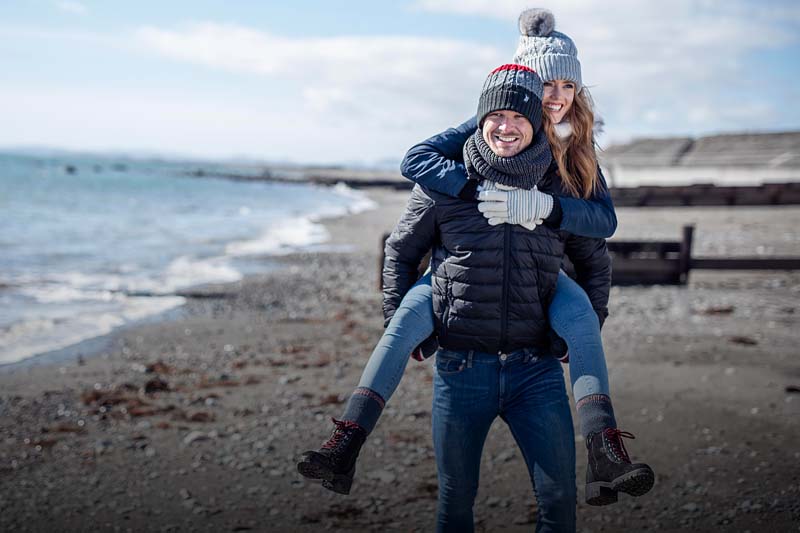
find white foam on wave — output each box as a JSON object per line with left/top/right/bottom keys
{"left": 329, "top": 182, "right": 379, "bottom": 215}
{"left": 226, "top": 183, "right": 376, "bottom": 257}
{"left": 0, "top": 295, "right": 184, "bottom": 365}
{"left": 48, "top": 271, "right": 125, "bottom": 292}
{"left": 161, "top": 256, "right": 242, "bottom": 291}
{"left": 41, "top": 256, "right": 242, "bottom": 296}
{"left": 19, "top": 285, "right": 115, "bottom": 304}
{"left": 0, "top": 255, "right": 237, "bottom": 364}
{"left": 226, "top": 217, "right": 330, "bottom": 256}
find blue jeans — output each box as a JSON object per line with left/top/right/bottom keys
{"left": 432, "top": 348, "right": 576, "bottom": 532}
{"left": 359, "top": 270, "right": 609, "bottom": 405}
{"left": 356, "top": 271, "right": 435, "bottom": 399}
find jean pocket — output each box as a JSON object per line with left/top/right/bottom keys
{"left": 435, "top": 349, "right": 467, "bottom": 375}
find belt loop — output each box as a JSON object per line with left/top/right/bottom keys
{"left": 467, "top": 350, "right": 474, "bottom": 369}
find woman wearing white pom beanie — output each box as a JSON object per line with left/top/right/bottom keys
{"left": 298, "top": 8, "right": 654, "bottom": 529}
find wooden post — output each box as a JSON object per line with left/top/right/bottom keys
{"left": 679, "top": 225, "right": 694, "bottom": 284}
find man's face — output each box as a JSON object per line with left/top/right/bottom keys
{"left": 481, "top": 110, "right": 534, "bottom": 158}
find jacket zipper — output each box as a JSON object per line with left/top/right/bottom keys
{"left": 500, "top": 224, "right": 511, "bottom": 353}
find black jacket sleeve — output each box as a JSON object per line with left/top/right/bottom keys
{"left": 382, "top": 186, "right": 438, "bottom": 325}
{"left": 563, "top": 235, "right": 612, "bottom": 326}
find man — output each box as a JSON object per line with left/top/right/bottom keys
{"left": 382, "top": 64, "right": 611, "bottom": 532}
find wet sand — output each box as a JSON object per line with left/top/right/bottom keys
{"left": 1, "top": 192, "right": 798, "bottom": 532}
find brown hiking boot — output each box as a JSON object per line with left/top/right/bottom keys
{"left": 585, "top": 428, "right": 655, "bottom": 506}
{"left": 296, "top": 418, "right": 367, "bottom": 495}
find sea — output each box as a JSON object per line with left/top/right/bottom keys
{"left": 0, "top": 151, "right": 377, "bottom": 366}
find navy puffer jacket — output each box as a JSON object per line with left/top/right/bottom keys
{"left": 383, "top": 168, "right": 611, "bottom": 355}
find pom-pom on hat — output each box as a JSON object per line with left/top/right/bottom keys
{"left": 512, "top": 8, "right": 582, "bottom": 92}
{"left": 476, "top": 64, "right": 544, "bottom": 131}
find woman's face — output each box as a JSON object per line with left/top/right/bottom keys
{"left": 542, "top": 79, "right": 576, "bottom": 124}
{"left": 481, "top": 110, "right": 533, "bottom": 157}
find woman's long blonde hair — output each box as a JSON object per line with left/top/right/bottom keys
{"left": 542, "top": 87, "right": 599, "bottom": 199}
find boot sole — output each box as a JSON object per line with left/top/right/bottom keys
{"left": 586, "top": 466, "right": 655, "bottom": 506}
{"left": 296, "top": 453, "right": 354, "bottom": 495}
{"left": 615, "top": 466, "right": 655, "bottom": 497}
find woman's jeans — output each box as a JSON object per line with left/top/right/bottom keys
{"left": 358, "top": 270, "right": 610, "bottom": 406}
{"left": 432, "top": 349, "right": 576, "bottom": 533}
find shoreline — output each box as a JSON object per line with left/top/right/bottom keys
{"left": 0, "top": 305, "right": 191, "bottom": 375}
{"left": 0, "top": 181, "right": 380, "bottom": 372}
{"left": 1, "top": 189, "right": 798, "bottom": 532}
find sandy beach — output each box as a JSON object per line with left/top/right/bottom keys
{"left": 1, "top": 188, "right": 799, "bottom": 532}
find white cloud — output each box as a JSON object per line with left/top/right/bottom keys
{"left": 6, "top": 2, "right": 799, "bottom": 162}
{"left": 135, "top": 23, "right": 504, "bottom": 153}
{"left": 412, "top": 0, "right": 800, "bottom": 143}
{"left": 135, "top": 23, "right": 500, "bottom": 90}
{"left": 55, "top": 1, "right": 88, "bottom": 15}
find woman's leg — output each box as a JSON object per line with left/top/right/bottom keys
{"left": 547, "top": 270, "right": 615, "bottom": 439}
{"left": 547, "top": 271, "right": 654, "bottom": 505}
{"left": 297, "top": 272, "right": 435, "bottom": 494}
{"left": 340, "top": 271, "right": 435, "bottom": 434}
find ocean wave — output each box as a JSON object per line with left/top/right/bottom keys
{"left": 19, "top": 285, "right": 116, "bottom": 304}
{"left": 225, "top": 182, "right": 376, "bottom": 257}
{"left": 0, "top": 294, "right": 184, "bottom": 365}
{"left": 0, "top": 177, "right": 377, "bottom": 365}
{"left": 225, "top": 217, "right": 330, "bottom": 256}
{"left": 161, "top": 256, "right": 242, "bottom": 291}
{"left": 329, "top": 182, "right": 379, "bottom": 215}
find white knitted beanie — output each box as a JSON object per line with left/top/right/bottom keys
{"left": 512, "top": 8, "right": 582, "bottom": 93}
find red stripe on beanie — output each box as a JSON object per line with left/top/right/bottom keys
{"left": 489, "top": 63, "right": 538, "bottom": 75}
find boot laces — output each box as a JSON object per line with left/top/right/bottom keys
{"left": 603, "top": 428, "right": 635, "bottom": 463}
{"left": 321, "top": 418, "right": 361, "bottom": 451}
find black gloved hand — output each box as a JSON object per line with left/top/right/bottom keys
{"left": 411, "top": 334, "right": 439, "bottom": 362}
{"left": 547, "top": 329, "right": 569, "bottom": 362}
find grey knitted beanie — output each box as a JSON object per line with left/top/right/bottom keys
{"left": 512, "top": 8, "right": 582, "bottom": 92}
{"left": 476, "top": 64, "right": 544, "bottom": 130}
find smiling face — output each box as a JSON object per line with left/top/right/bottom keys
{"left": 542, "top": 79, "right": 576, "bottom": 124}
{"left": 481, "top": 110, "right": 534, "bottom": 158}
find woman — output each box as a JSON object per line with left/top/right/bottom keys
{"left": 297, "top": 9, "right": 653, "bottom": 507}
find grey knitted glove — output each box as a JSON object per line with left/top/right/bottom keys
{"left": 477, "top": 182, "right": 554, "bottom": 228}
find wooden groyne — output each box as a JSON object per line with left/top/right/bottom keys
{"left": 610, "top": 182, "right": 800, "bottom": 207}
{"left": 380, "top": 226, "right": 800, "bottom": 287}
{"left": 563, "top": 225, "right": 800, "bottom": 285}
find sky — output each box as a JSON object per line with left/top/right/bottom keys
{"left": 2, "top": 0, "right": 799, "bottom": 165}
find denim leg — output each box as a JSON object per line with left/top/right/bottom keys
{"left": 432, "top": 351, "right": 497, "bottom": 533}
{"left": 548, "top": 271, "right": 610, "bottom": 403}
{"left": 501, "top": 357, "right": 576, "bottom": 533}
{"left": 356, "top": 272, "right": 434, "bottom": 401}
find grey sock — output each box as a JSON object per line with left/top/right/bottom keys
{"left": 576, "top": 394, "right": 617, "bottom": 439}
{"left": 341, "top": 387, "right": 385, "bottom": 435}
